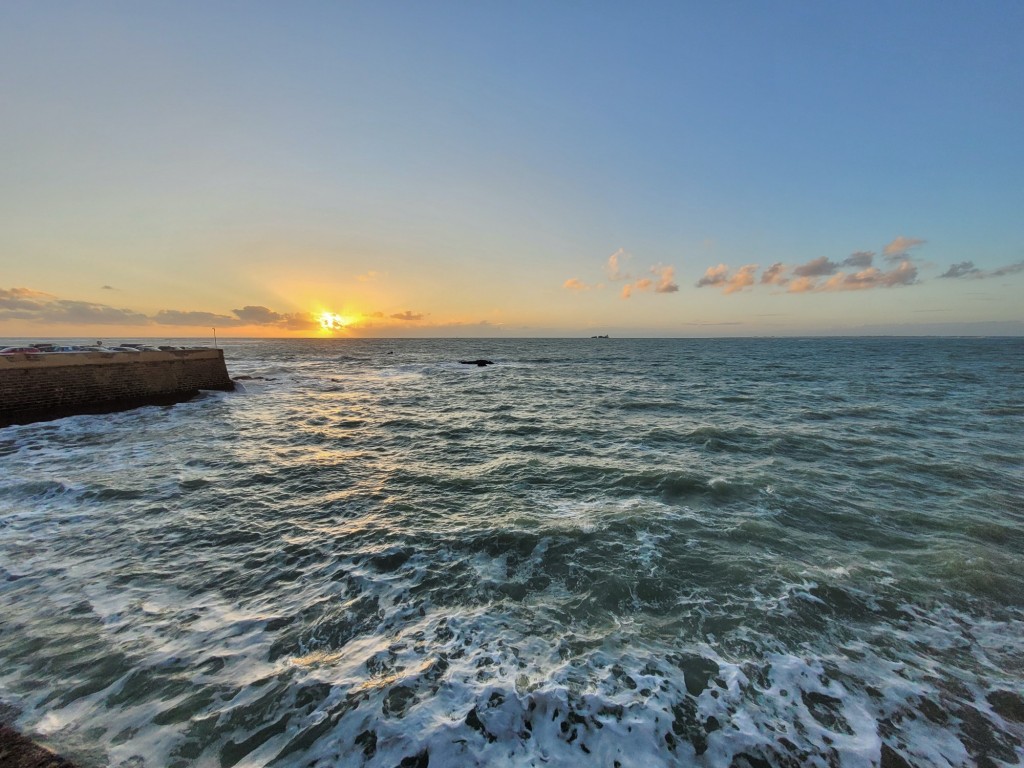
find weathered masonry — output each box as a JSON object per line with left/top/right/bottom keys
{"left": 0, "top": 349, "right": 235, "bottom": 427}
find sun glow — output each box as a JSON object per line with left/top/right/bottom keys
{"left": 319, "top": 311, "right": 354, "bottom": 332}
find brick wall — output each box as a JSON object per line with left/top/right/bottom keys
{"left": 0, "top": 350, "right": 235, "bottom": 426}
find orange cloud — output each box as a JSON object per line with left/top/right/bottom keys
{"left": 652, "top": 265, "right": 679, "bottom": 293}
{"left": 621, "top": 278, "right": 653, "bottom": 299}
{"left": 793, "top": 260, "right": 918, "bottom": 292}
{"left": 696, "top": 264, "right": 757, "bottom": 294}
{"left": 572, "top": 252, "right": 679, "bottom": 299}
{"left": 787, "top": 276, "right": 818, "bottom": 293}
{"left": 563, "top": 278, "right": 591, "bottom": 292}
{"left": 696, "top": 264, "right": 730, "bottom": 288}
{"left": 883, "top": 236, "right": 926, "bottom": 260}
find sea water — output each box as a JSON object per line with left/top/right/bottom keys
{"left": 0, "top": 337, "right": 1021, "bottom": 767}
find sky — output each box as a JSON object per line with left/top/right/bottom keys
{"left": 1, "top": 1, "right": 1022, "bottom": 338}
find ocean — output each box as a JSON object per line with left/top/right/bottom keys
{"left": 1, "top": 337, "right": 1022, "bottom": 767}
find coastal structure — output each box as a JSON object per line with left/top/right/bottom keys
{"left": 0, "top": 348, "right": 234, "bottom": 427}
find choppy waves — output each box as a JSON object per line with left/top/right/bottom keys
{"left": 1, "top": 338, "right": 1022, "bottom": 767}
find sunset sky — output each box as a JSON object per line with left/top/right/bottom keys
{"left": 2, "top": 2, "right": 1022, "bottom": 338}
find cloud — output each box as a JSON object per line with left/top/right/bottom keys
{"left": 621, "top": 278, "right": 652, "bottom": 299}
{"left": 761, "top": 262, "right": 789, "bottom": 285}
{"left": 390, "top": 310, "right": 424, "bottom": 321}
{"left": 940, "top": 261, "right": 981, "bottom": 279}
{"left": 278, "top": 314, "right": 320, "bottom": 331}
{"left": 883, "top": 236, "right": 926, "bottom": 261}
{"left": 652, "top": 265, "right": 679, "bottom": 293}
{"left": 804, "top": 260, "right": 919, "bottom": 292}
{"left": 703, "top": 248, "right": 913, "bottom": 295}
{"left": 726, "top": 265, "right": 758, "bottom": 294}
{"left": 571, "top": 250, "right": 679, "bottom": 299}
{"left": 563, "top": 278, "right": 591, "bottom": 292}
{"left": 620, "top": 264, "right": 678, "bottom": 299}
{"left": 696, "top": 264, "right": 730, "bottom": 288}
{"left": 159, "top": 305, "right": 318, "bottom": 330}
{"left": 793, "top": 256, "right": 840, "bottom": 277}
{"left": 0, "top": 287, "right": 324, "bottom": 331}
{"left": 0, "top": 287, "right": 53, "bottom": 313}
{"left": 44, "top": 300, "right": 150, "bottom": 325}
{"left": 695, "top": 264, "right": 758, "bottom": 294}
{"left": 940, "top": 259, "right": 1024, "bottom": 279}
{"left": 787, "top": 276, "right": 818, "bottom": 293}
{"left": 1, "top": 287, "right": 149, "bottom": 325}
{"left": 154, "top": 310, "right": 242, "bottom": 326}
{"left": 681, "top": 321, "right": 744, "bottom": 326}
{"left": 1, "top": 287, "right": 54, "bottom": 299}
{"left": 357, "top": 271, "right": 382, "bottom": 282}
{"left": 606, "top": 248, "right": 631, "bottom": 281}
{"left": 232, "top": 305, "right": 285, "bottom": 325}
{"left": 992, "top": 260, "right": 1024, "bottom": 277}
{"left": 843, "top": 251, "right": 875, "bottom": 269}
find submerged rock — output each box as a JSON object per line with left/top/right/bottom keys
{"left": 459, "top": 359, "right": 494, "bottom": 367}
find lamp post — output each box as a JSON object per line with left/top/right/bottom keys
{"left": 212, "top": 327, "right": 218, "bottom": 348}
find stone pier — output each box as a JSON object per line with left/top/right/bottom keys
{"left": 0, "top": 348, "right": 235, "bottom": 427}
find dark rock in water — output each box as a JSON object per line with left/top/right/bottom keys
{"left": 988, "top": 689, "right": 1024, "bottom": 723}
{"left": 0, "top": 725, "right": 79, "bottom": 767}
{"left": 399, "top": 752, "right": 429, "bottom": 768}
{"left": 880, "top": 744, "right": 913, "bottom": 768}
{"left": 459, "top": 360, "right": 494, "bottom": 367}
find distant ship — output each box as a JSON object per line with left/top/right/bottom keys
{"left": 590, "top": 334, "right": 610, "bottom": 339}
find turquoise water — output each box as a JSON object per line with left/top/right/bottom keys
{"left": 1, "top": 338, "right": 1022, "bottom": 766}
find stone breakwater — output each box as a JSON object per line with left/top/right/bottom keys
{"left": 0, "top": 349, "right": 234, "bottom": 427}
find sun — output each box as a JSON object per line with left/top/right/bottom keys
{"left": 319, "top": 312, "right": 350, "bottom": 332}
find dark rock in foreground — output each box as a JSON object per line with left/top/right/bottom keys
{"left": 0, "top": 725, "right": 79, "bottom": 768}
{"left": 459, "top": 359, "right": 494, "bottom": 367}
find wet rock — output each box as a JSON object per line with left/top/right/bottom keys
{"left": 459, "top": 360, "right": 494, "bottom": 367}
{"left": 673, "top": 654, "right": 720, "bottom": 696}
{"left": 957, "top": 703, "right": 1021, "bottom": 764}
{"left": 383, "top": 685, "right": 417, "bottom": 718}
{"left": 988, "top": 689, "right": 1024, "bottom": 723}
{"left": 355, "top": 729, "right": 377, "bottom": 758}
{"left": 465, "top": 706, "right": 496, "bottom": 742}
{"left": 399, "top": 750, "right": 429, "bottom": 767}
{"left": 880, "top": 744, "right": 913, "bottom": 768}
{"left": 0, "top": 725, "right": 79, "bottom": 768}
{"left": 801, "top": 691, "right": 853, "bottom": 734}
